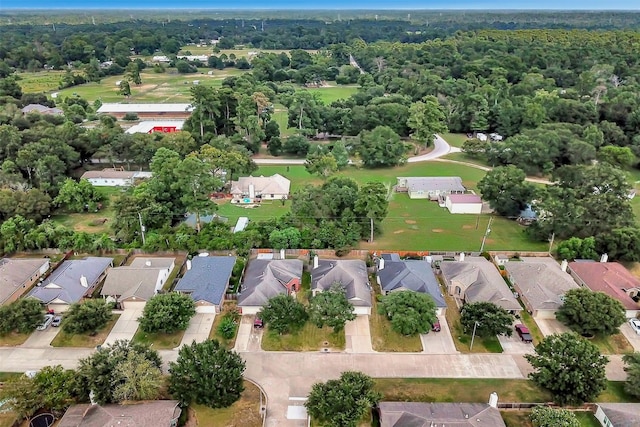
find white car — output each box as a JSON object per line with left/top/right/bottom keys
{"left": 629, "top": 318, "right": 640, "bottom": 335}
{"left": 36, "top": 314, "right": 55, "bottom": 331}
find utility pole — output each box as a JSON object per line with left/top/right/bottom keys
{"left": 470, "top": 321, "right": 480, "bottom": 351}
{"left": 480, "top": 217, "right": 493, "bottom": 252}
{"left": 138, "top": 212, "right": 146, "bottom": 246}
{"left": 548, "top": 232, "right": 555, "bottom": 255}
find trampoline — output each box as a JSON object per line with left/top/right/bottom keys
{"left": 30, "top": 413, "right": 54, "bottom": 427}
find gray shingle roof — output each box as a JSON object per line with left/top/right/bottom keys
{"left": 378, "top": 259, "right": 446, "bottom": 308}
{"left": 175, "top": 256, "right": 236, "bottom": 306}
{"left": 504, "top": 257, "right": 578, "bottom": 311}
{"left": 238, "top": 259, "right": 303, "bottom": 307}
{"left": 378, "top": 402, "right": 506, "bottom": 427}
{"left": 129, "top": 257, "right": 175, "bottom": 269}
{"left": 0, "top": 258, "right": 49, "bottom": 304}
{"left": 101, "top": 268, "right": 163, "bottom": 301}
{"left": 312, "top": 260, "right": 371, "bottom": 307}
{"left": 230, "top": 174, "right": 291, "bottom": 196}
{"left": 597, "top": 403, "right": 640, "bottom": 427}
{"left": 28, "top": 257, "right": 113, "bottom": 304}
{"left": 440, "top": 257, "right": 521, "bottom": 311}
{"left": 398, "top": 177, "right": 465, "bottom": 193}
{"left": 58, "top": 400, "right": 181, "bottom": 427}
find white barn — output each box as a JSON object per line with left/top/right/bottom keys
{"left": 445, "top": 194, "right": 483, "bottom": 214}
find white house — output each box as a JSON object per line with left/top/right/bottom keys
{"left": 445, "top": 194, "right": 483, "bottom": 214}
{"left": 396, "top": 177, "right": 466, "bottom": 200}
{"left": 80, "top": 168, "right": 151, "bottom": 187}
{"left": 230, "top": 174, "right": 291, "bottom": 203}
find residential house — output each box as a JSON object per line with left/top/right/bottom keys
{"left": 58, "top": 400, "right": 181, "bottom": 427}
{"left": 445, "top": 194, "right": 483, "bottom": 214}
{"left": 237, "top": 259, "right": 303, "bottom": 314}
{"left": 96, "top": 103, "right": 193, "bottom": 119}
{"left": 175, "top": 256, "right": 237, "bottom": 313}
{"left": 378, "top": 401, "right": 506, "bottom": 427}
{"left": 439, "top": 255, "right": 521, "bottom": 313}
{"left": 21, "top": 104, "right": 64, "bottom": 115}
{"left": 230, "top": 174, "right": 291, "bottom": 204}
{"left": 101, "top": 257, "right": 175, "bottom": 309}
{"left": 595, "top": 403, "right": 640, "bottom": 427}
{"left": 28, "top": 257, "right": 113, "bottom": 312}
{"left": 377, "top": 254, "right": 447, "bottom": 314}
{"left": 396, "top": 177, "right": 466, "bottom": 200}
{"left": 311, "top": 257, "right": 372, "bottom": 315}
{"left": 80, "top": 168, "right": 151, "bottom": 187}
{"left": 568, "top": 261, "right": 640, "bottom": 318}
{"left": 503, "top": 257, "right": 579, "bottom": 318}
{"left": 0, "top": 258, "right": 50, "bottom": 305}
{"left": 125, "top": 120, "right": 185, "bottom": 134}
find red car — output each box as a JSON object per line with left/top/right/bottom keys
{"left": 254, "top": 317, "right": 263, "bottom": 329}
{"left": 515, "top": 324, "right": 533, "bottom": 343}
{"left": 431, "top": 320, "right": 441, "bottom": 332}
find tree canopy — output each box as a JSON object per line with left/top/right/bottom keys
{"left": 138, "top": 292, "right": 196, "bottom": 334}
{"left": 309, "top": 283, "right": 356, "bottom": 333}
{"left": 460, "top": 302, "right": 513, "bottom": 338}
{"left": 378, "top": 291, "right": 438, "bottom": 336}
{"left": 62, "top": 299, "right": 111, "bottom": 335}
{"left": 556, "top": 288, "right": 626, "bottom": 336}
{"left": 259, "top": 294, "right": 308, "bottom": 334}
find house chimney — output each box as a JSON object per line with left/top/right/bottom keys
{"left": 313, "top": 255, "right": 319, "bottom": 269}
{"left": 600, "top": 253, "right": 608, "bottom": 263}
{"left": 560, "top": 259, "right": 568, "bottom": 272}
{"left": 379, "top": 257, "right": 385, "bottom": 271}
{"left": 488, "top": 392, "right": 498, "bottom": 408}
{"left": 280, "top": 249, "right": 285, "bottom": 260}
{"left": 186, "top": 259, "right": 192, "bottom": 270}
{"left": 459, "top": 252, "right": 465, "bottom": 262}
{"left": 80, "top": 275, "right": 88, "bottom": 288}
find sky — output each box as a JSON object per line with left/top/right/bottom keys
{"left": 2, "top": 1, "right": 639, "bottom": 10}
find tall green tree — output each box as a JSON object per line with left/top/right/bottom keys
{"left": 378, "top": 291, "right": 437, "bottom": 336}
{"left": 309, "top": 283, "right": 356, "bottom": 333}
{"left": 622, "top": 352, "right": 640, "bottom": 399}
{"left": 357, "top": 126, "right": 406, "bottom": 167}
{"left": 354, "top": 181, "right": 389, "bottom": 243}
{"left": 258, "top": 294, "right": 308, "bottom": 334}
{"left": 54, "top": 179, "right": 103, "bottom": 212}
{"left": 478, "top": 166, "right": 537, "bottom": 217}
{"left": 556, "top": 288, "right": 626, "bottom": 336}
{"left": 112, "top": 351, "right": 163, "bottom": 402}
{"left": 407, "top": 95, "right": 448, "bottom": 147}
{"left": 62, "top": 299, "right": 111, "bottom": 335}
{"left": 460, "top": 302, "right": 513, "bottom": 337}
{"left": 178, "top": 155, "right": 220, "bottom": 233}
{"left": 138, "top": 293, "right": 196, "bottom": 334}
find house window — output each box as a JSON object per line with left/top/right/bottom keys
{"left": 455, "top": 286, "right": 462, "bottom": 296}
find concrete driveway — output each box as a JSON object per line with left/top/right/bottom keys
{"left": 235, "top": 315, "right": 263, "bottom": 352}
{"left": 20, "top": 325, "right": 62, "bottom": 348}
{"left": 179, "top": 313, "right": 215, "bottom": 348}
{"left": 498, "top": 323, "right": 535, "bottom": 354}
{"left": 535, "top": 318, "right": 570, "bottom": 337}
{"left": 407, "top": 134, "right": 459, "bottom": 163}
{"left": 420, "top": 315, "right": 457, "bottom": 354}
{"left": 103, "top": 308, "right": 143, "bottom": 346}
{"left": 620, "top": 321, "right": 640, "bottom": 351}
{"left": 344, "top": 315, "right": 373, "bottom": 353}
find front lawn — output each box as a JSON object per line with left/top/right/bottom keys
{"left": 208, "top": 302, "right": 240, "bottom": 349}
{"left": 189, "top": 380, "right": 263, "bottom": 427}
{"left": 590, "top": 332, "right": 634, "bottom": 354}
{"left": 0, "top": 332, "right": 31, "bottom": 347}
{"left": 50, "top": 314, "right": 120, "bottom": 347}
{"left": 369, "top": 290, "right": 422, "bottom": 352}
{"left": 132, "top": 328, "right": 185, "bottom": 349}
{"left": 261, "top": 322, "right": 345, "bottom": 351}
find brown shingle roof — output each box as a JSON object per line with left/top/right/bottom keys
{"left": 58, "top": 401, "right": 181, "bottom": 427}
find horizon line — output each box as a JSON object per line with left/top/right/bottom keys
{"left": 2, "top": 7, "right": 640, "bottom": 11}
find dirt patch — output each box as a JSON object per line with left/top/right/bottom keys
{"left": 462, "top": 225, "right": 474, "bottom": 229}
{"left": 431, "top": 229, "right": 444, "bottom": 233}
{"left": 401, "top": 213, "right": 410, "bottom": 217}
{"left": 393, "top": 230, "right": 405, "bottom": 234}
{"left": 404, "top": 220, "right": 417, "bottom": 224}
{"left": 484, "top": 238, "right": 496, "bottom": 244}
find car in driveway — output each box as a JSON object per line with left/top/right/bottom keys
{"left": 431, "top": 320, "right": 441, "bottom": 332}
{"left": 37, "top": 314, "right": 55, "bottom": 331}
{"left": 629, "top": 318, "right": 640, "bottom": 334}
{"left": 254, "top": 317, "right": 263, "bottom": 329}
{"left": 515, "top": 324, "right": 533, "bottom": 343}
{"left": 51, "top": 316, "right": 62, "bottom": 327}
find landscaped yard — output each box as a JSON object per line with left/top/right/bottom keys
{"left": 0, "top": 332, "right": 31, "bottom": 347}
{"left": 209, "top": 302, "right": 241, "bottom": 349}
{"left": 50, "top": 314, "right": 120, "bottom": 347}
{"left": 501, "top": 410, "right": 600, "bottom": 427}
{"left": 369, "top": 288, "right": 422, "bottom": 352}
{"left": 261, "top": 322, "right": 345, "bottom": 351}
{"left": 591, "top": 332, "right": 634, "bottom": 355}
{"left": 215, "top": 199, "right": 293, "bottom": 227}
{"left": 189, "top": 380, "right": 263, "bottom": 427}
{"left": 132, "top": 328, "right": 184, "bottom": 349}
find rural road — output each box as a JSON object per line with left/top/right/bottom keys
{"left": 406, "top": 134, "right": 461, "bottom": 162}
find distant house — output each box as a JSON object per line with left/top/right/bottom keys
{"left": 183, "top": 213, "right": 227, "bottom": 229}
{"left": 439, "top": 256, "right": 521, "bottom": 313}
{"left": 445, "top": 194, "right": 483, "bottom": 214}
{"left": 96, "top": 103, "right": 193, "bottom": 119}
{"left": 58, "top": 400, "right": 181, "bottom": 427}
{"left": 125, "top": 120, "right": 185, "bottom": 134}
{"left": 595, "top": 403, "right": 640, "bottom": 427}
{"left": 517, "top": 205, "right": 538, "bottom": 225}
{"left": 396, "top": 177, "right": 465, "bottom": 200}
{"left": 175, "top": 256, "right": 237, "bottom": 313}
{"left": 152, "top": 55, "right": 171, "bottom": 63}
{"left": 29, "top": 257, "right": 113, "bottom": 312}
{"left": 0, "top": 258, "right": 50, "bottom": 305}
{"left": 378, "top": 401, "right": 506, "bottom": 427}
{"left": 237, "top": 259, "right": 303, "bottom": 314}
{"left": 101, "top": 257, "right": 175, "bottom": 309}
{"left": 21, "top": 104, "right": 63, "bottom": 116}
{"left": 568, "top": 261, "right": 640, "bottom": 318}
{"left": 503, "top": 257, "right": 579, "bottom": 318}
{"left": 377, "top": 254, "right": 446, "bottom": 314}
{"left": 80, "top": 168, "right": 151, "bottom": 187}
{"left": 230, "top": 174, "right": 291, "bottom": 204}
{"left": 311, "top": 257, "right": 371, "bottom": 315}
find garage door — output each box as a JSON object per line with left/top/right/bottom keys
{"left": 353, "top": 306, "right": 371, "bottom": 316}
{"left": 122, "top": 300, "right": 147, "bottom": 310}
{"left": 238, "top": 306, "right": 260, "bottom": 315}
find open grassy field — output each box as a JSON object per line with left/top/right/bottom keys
{"left": 51, "top": 186, "right": 123, "bottom": 234}
{"left": 215, "top": 199, "right": 293, "bottom": 226}
{"left": 189, "top": 380, "right": 263, "bottom": 427}
{"left": 305, "top": 85, "right": 359, "bottom": 104}
{"left": 50, "top": 314, "right": 119, "bottom": 347}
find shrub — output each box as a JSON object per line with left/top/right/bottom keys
{"left": 123, "top": 112, "right": 138, "bottom": 121}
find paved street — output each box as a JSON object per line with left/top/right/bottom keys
{"left": 179, "top": 313, "right": 215, "bottom": 347}
{"left": 103, "top": 308, "right": 143, "bottom": 346}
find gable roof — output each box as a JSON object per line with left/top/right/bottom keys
{"left": 238, "top": 259, "right": 303, "bottom": 307}
{"left": 21, "top": 104, "right": 63, "bottom": 115}
{"left": 0, "top": 258, "right": 49, "bottom": 304}
{"left": 312, "top": 260, "right": 371, "bottom": 307}
{"left": 448, "top": 194, "right": 482, "bottom": 204}
{"left": 378, "top": 402, "right": 506, "bottom": 427}
{"left": 29, "top": 257, "right": 113, "bottom": 304}
{"left": 97, "top": 103, "right": 193, "bottom": 113}
{"left": 504, "top": 257, "right": 579, "bottom": 311}
{"left": 58, "top": 400, "right": 181, "bottom": 427}
{"left": 440, "top": 257, "right": 521, "bottom": 311}
{"left": 378, "top": 259, "right": 446, "bottom": 308}
{"left": 129, "top": 257, "right": 175, "bottom": 269}
{"left": 101, "top": 269, "right": 162, "bottom": 301}
{"left": 398, "top": 177, "right": 465, "bottom": 193}
{"left": 568, "top": 261, "right": 640, "bottom": 310}
{"left": 81, "top": 168, "right": 138, "bottom": 180}
{"left": 597, "top": 403, "right": 640, "bottom": 427}
{"left": 230, "top": 174, "right": 291, "bottom": 196}
{"left": 175, "top": 256, "right": 236, "bottom": 306}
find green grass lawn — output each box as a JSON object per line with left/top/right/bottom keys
{"left": 0, "top": 332, "right": 31, "bottom": 347}
{"left": 132, "top": 328, "right": 185, "bottom": 349}
{"left": 441, "top": 133, "right": 469, "bottom": 148}
{"left": 261, "top": 322, "right": 345, "bottom": 351}
{"left": 501, "top": 410, "right": 600, "bottom": 427}
{"left": 305, "top": 85, "right": 359, "bottom": 104}
{"left": 215, "top": 199, "right": 293, "bottom": 227}
{"left": 590, "top": 332, "right": 634, "bottom": 355}
{"left": 16, "top": 70, "right": 66, "bottom": 93}
{"left": 189, "top": 380, "right": 263, "bottom": 427}
{"left": 51, "top": 314, "right": 120, "bottom": 347}
{"left": 369, "top": 288, "right": 422, "bottom": 352}
{"left": 598, "top": 381, "right": 640, "bottom": 402}
{"left": 51, "top": 185, "right": 123, "bottom": 234}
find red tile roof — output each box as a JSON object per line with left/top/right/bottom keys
{"left": 568, "top": 262, "right": 640, "bottom": 310}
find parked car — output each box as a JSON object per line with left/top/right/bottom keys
{"left": 51, "top": 316, "right": 62, "bottom": 327}
{"left": 254, "top": 317, "right": 263, "bottom": 329}
{"left": 629, "top": 318, "right": 640, "bottom": 334}
{"left": 37, "top": 314, "right": 55, "bottom": 331}
{"left": 515, "top": 324, "right": 533, "bottom": 343}
{"left": 431, "top": 320, "right": 441, "bottom": 332}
